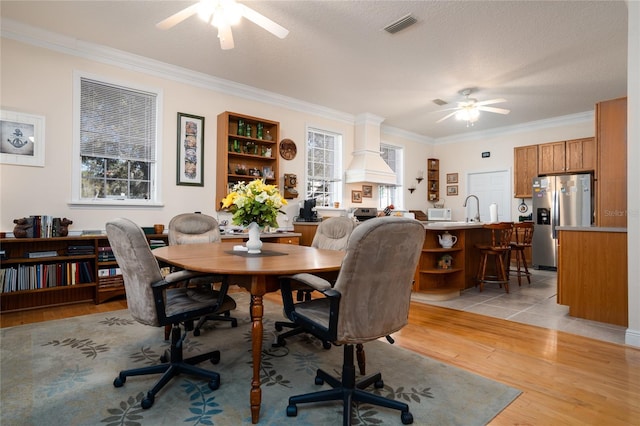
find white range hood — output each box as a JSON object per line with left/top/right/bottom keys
{"left": 345, "top": 113, "right": 397, "bottom": 185}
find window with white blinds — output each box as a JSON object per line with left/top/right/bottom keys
{"left": 378, "top": 144, "right": 403, "bottom": 209}
{"left": 76, "top": 76, "right": 160, "bottom": 203}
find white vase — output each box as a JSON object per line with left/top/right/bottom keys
{"left": 245, "top": 222, "right": 263, "bottom": 254}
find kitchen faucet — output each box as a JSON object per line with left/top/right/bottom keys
{"left": 463, "top": 195, "right": 481, "bottom": 222}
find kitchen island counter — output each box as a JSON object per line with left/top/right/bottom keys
{"left": 414, "top": 223, "right": 491, "bottom": 300}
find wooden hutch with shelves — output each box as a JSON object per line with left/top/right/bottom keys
{"left": 216, "top": 111, "right": 280, "bottom": 210}
{"left": 427, "top": 158, "right": 439, "bottom": 202}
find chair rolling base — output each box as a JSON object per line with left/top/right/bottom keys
{"left": 286, "top": 344, "right": 413, "bottom": 425}
{"left": 114, "top": 324, "right": 221, "bottom": 409}
{"left": 194, "top": 311, "right": 238, "bottom": 336}
{"left": 273, "top": 321, "right": 332, "bottom": 349}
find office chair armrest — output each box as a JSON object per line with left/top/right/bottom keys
{"left": 163, "top": 269, "right": 211, "bottom": 285}
{"left": 287, "top": 273, "right": 333, "bottom": 292}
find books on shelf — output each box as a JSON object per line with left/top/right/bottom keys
{"left": 66, "top": 245, "right": 95, "bottom": 255}
{"left": 0, "top": 261, "right": 94, "bottom": 293}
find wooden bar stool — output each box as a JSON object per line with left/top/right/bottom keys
{"left": 508, "top": 221, "right": 534, "bottom": 287}
{"left": 476, "top": 222, "right": 514, "bottom": 293}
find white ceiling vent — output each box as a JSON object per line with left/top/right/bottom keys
{"left": 383, "top": 14, "right": 417, "bottom": 34}
{"left": 432, "top": 98, "right": 448, "bottom": 106}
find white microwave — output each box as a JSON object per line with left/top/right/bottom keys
{"left": 427, "top": 208, "right": 452, "bottom": 221}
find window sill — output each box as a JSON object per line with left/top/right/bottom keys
{"left": 68, "top": 199, "right": 165, "bottom": 208}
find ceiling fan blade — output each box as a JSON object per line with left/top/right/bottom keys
{"left": 436, "top": 111, "right": 459, "bottom": 123}
{"left": 156, "top": 3, "right": 200, "bottom": 30}
{"left": 239, "top": 4, "right": 289, "bottom": 39}
{"left": 218, "top": 23, "right": 235, "bottom": 50}
{"left": 477, "top": 106, "right": 510, "bottom": 115}
{"left": 475, "top": 98, "right": 507, "bottom": 107}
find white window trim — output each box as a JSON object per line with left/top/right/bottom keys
{"left": 379, "top": 142, "right": 404, "bottom": 209}
{"left": 69, "top": 70, "right": 164, "bottom": 208}
{"left": 304, "top": 125, "right": 343, "bottom": 205}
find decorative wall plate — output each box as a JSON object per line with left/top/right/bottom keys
{"left": 279, "top": 138, "right": 297, "bottom": 160}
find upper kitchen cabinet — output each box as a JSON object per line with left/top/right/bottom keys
{"left": 595, "top": 97, "right": 627, "bottom": 227}
{"left": 216, "top": 112, "right": 279, "bottom": 210}
{"left": 537, "top": 138, "right": 595, "bottom": 175}
{"left": 513, "top": 145, "right": 538, "bottom": 198}
{"left": 427, "top": 158, "right": 439, "bottom": 202}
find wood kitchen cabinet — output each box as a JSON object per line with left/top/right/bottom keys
{"left": 595, "top": 97, "right": 627, "bottom": 227}
{"left": 537, "top": 138, "right": 595, "bottom": 175}
{"left": 513, "top": 145, "right": 538, "bottom": 197}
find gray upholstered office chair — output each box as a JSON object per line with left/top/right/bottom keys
{"left": 280, "top": 217, "right": 425, "bottom": 425}
{"left": 273, "top": 216, "right": 356, "bottom": 348}
{"left": 168, "top": 213, "right": 238, "bottom": 336}
{"left": 106, "top": 218, "right": 237, "bottom": 409}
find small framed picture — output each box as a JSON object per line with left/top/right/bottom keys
{"left": 177, "top": 112, "right": 204, "bottom": 186}
{"left": 352, "top": 190, "right": 363, "bottom": 203}
{"left": 447, "top": 185, "right": 458, "bottom": 196}
{"left": 362, "top": 185, "right": 373, "bottom": 198}
{"left": 262, "top": 166, "right": 274, "bottom": 179}
{"left": 1, "top": 110, "right": 45, "bottom": 167}
{"left": 446, "top": 173, "right": 458, "bottom": 184}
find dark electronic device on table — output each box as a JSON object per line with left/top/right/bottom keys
{"left": 298, "top": 198, "right": 320, "bottom": 222}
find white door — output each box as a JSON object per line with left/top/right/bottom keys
{"left": 467, "top": 170, "right": 511, "bottom": 222}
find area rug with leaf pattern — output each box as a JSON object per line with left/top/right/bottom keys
{"left": 1, "top": 292, "right": 520, "bottom": 425}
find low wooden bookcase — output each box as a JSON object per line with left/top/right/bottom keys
{"left": 0, "top": 234, "right": 167, "bottom": 312}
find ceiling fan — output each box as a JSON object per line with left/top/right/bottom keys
{"left": 156, "top": 0, "right": 289, "bottom": 50}
{"left": 436, "top": 88, "right": 510, "bottom": 126}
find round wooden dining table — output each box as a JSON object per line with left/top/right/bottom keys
{"left": 152, "top": 241, "right": 345, "bottom": 424}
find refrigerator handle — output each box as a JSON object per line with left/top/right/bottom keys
{"left": 552, "top": 189, "right": 560, "bottom": 239}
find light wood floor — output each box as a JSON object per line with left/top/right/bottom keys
{"left": 2, "top": 293, "right": 639, "bottom": 425}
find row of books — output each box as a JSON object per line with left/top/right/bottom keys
{"left": 0, "top": 261, "right": 94, "bottom": 293}
{"left": 97, "top": 246, "right": 116, "bottom": 262}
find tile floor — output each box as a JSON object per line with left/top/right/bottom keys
{"left": 411, "top": 269, "right": 628, "bottom": 345}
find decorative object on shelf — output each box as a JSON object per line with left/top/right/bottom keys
{"left": 362, "top": 185, "right": 373, "bottom": 198}
{"left": 446, "top": 173, "right": 458, "bottom": 184}
{"left": 416, "top": 170, "right": 424, "bottom": 184}
{"left": 235, "top": 164, "right": 247, "bottom": 175}
{"left": 176, "top": 112, "right": 204, "bottom": 186}
{"left": 279, "top": 138, "right": 297, "bottom": 160}
{"left": 263, "top": 147, "right": 272, "bottom": 157}
{"left": 447, "top": 185, "right": 458, "bottom": 196}
{"left": 220, "top": 179, "right": 287, "bottom": 253}
{"left": 437, "top": 254, "right": 453, "bottom": 269}
{"left": 351, "top": 190, "right": 362, "bottom": 203}
{"left": 264, "top": 130, "right": 273, "bottom": 141}
{"left": 12, "top": 218, "right": 31, "bottom": 238}
{"left": 1, "top": 109, "right": 45, "bottom": 167}
{"left": 248, "top": 167, "right": 261, "bottom": 177}
{"left": 438, "top": 231, "right": 457, "bottom": 248}
{"left": 408, "top": 184, "right": 416, "bottom": 194}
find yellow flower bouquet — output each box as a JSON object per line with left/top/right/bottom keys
{"left": 221, "top": 179, "right": 287, "bottom": 228}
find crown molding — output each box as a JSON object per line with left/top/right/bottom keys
{"left": 433, "top": 110, "right": 594, "bottom": 145}
{"left": 1, "top": 18, "right": 354, "bottom": 126}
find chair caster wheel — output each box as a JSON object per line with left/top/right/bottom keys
{"left": 401, "top": 411, "right": 413, "bottom": 424}
{"left": 113, "top": 375, "right": 125, "bottom": 387}
{"left": 160, "top": 349, "right": 170, "bottom": 363}
{"left": 141, "top": 394, "right": 154, "bottom": 409}
{"left": 209, "top": 378, "right": 220, "bottom": 391}
{"left": 374, "top": 379, "right": 384, "bottom": 388}
{"left": 314, "top": 376, "right": 324, "bottom": 385}
{"left": 286, "top": 404, "right": 297, "bottom": 417}
{"left": 193, "top": 328, "right": 201, "bottom": 336}
{"left": 231, "top": 319, "right": 238, "bottom": 327}
{"left": 322, "top": 341, "right": 331, "bottom": 350}
{"left": 275, "top": 324, "right": 284, "bottom": 332}
{"left": 210, "top": 351, "right": 221, "bottom": 365}
{"left": 271, "top": 338, "right": 285, "bottom": 348}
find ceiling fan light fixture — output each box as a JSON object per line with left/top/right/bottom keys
{"left": 455, "top": 107, "right": 479, "bottom": 126}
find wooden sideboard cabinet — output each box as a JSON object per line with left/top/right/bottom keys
{"left": 513, "top": 145, "right": 538, "bottom": 197}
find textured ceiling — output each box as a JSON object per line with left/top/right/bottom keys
{"left": 0, "top": 1, "right": 629, "bottom": 139}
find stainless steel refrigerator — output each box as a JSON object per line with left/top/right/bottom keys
{"left": 532, "top": 173, "right": 593, "bottom": 269}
